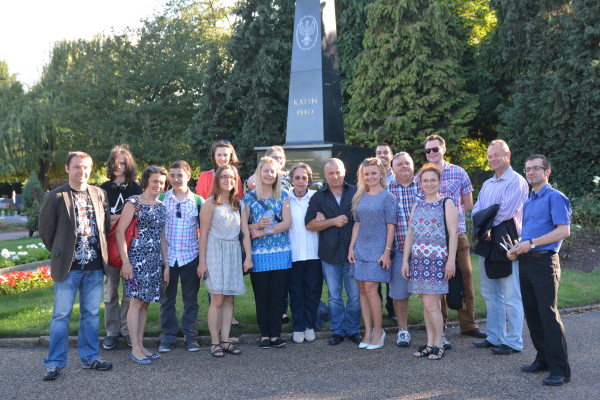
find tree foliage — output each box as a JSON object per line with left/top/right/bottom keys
{"left": 346, "top": 0, "right": 478, "bottom": 157}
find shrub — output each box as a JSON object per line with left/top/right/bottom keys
{"left": 0, "top": 267, "right": 53, "bottom": 295}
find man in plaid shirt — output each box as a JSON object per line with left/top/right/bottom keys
{"left": 387, "top": 152, "right": 419, "bottom": 347}
{"left": 420, "top": 135, "right": 486, "bottom": 348}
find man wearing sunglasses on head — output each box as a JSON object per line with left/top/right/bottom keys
{"left": 418, "top": 135, "right": 486, "bottom": 350}
{"left": 158, "top": 160, "right": 204, "bottom": 353}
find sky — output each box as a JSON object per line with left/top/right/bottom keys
{"left": 0, "top": 0, "right": 167, "bottom": 88}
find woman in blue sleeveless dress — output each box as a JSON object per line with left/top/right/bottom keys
{"left": 402, "top": 164, "right": 458, "bottom": 360}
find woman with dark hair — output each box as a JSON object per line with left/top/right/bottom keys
{"left": 348, "top": 158, "right": 396, "bottom": 350}
{"left": 287, "top": 163, "right": 322, "bottom": 343}
{"left": 119, "top": 165, "right": 169, "bottom": 364}
{"left": 100, "top": 145, "right": 143, "bottom": 350}
{"left": 195, "top": 140, "right": 243, "bottom": 200}
{"left": 402, "top": 163, "right": 458, "bottom": 360}
{"left": 198, "top": 165, "right": 253, "bottom": 357}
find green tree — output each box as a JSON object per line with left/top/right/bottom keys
{"left": 346, "top": 0, "right": 478, "bottom": 158}
{"left": 0, "top": 61, "right": 26, "bottom": 179}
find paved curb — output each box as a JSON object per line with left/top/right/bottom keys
{"left": 2, "top": 303, "right": 598, "bottom": 349}
{"left": 0, "top": 259, "right": 50, "bottom": 275}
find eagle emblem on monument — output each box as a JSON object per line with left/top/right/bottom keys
{"left": 296, "top": 15, "right": 318, "bottom": 51}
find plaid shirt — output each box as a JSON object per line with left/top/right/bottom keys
{"left": 163, "top": 189, "right": 199, "bottom": 267}
{"left": 416, "top": 161, "right": 473, "bottom": 234}
{"left": 387, "top": 178, "right": 420, "bottom": 250}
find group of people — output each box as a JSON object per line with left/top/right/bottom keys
{"left": 39, "top": 136, "right": 572, "bottom": 387}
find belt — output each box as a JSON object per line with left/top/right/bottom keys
{"left": 521, "top": 250, "right": 556, "bottom": 258}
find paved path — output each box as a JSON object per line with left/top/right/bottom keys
{"left": 0, "top": 229, "right": 30, "bottom": 241}
{"left": 0, "top": 311, "right": 598, "bottom": 399}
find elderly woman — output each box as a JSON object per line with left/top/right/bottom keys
{"left": 401, "top": 164, "right": 457, "bottom": 360}
{"left": 287, "top": 163, "right": 322, "bottom": 343}
{"left": 118, "top": 165, "right": 169, "bottom": 364}
{"left": 244, "top": 156, "right": 292, "bottom": 348}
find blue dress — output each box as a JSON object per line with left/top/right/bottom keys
{"left": 123, "top": 196, "right": 166, "bottom": 302}
{"left": 353, "top": 190, "right": 397, "bottom": 283}
{"left": 408, "top": 198, "right": 449, "bottom": 295}
{"left": 243, "top": 191, "right": 292, "bottom": 272}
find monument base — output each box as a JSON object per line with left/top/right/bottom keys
{"left": 255, "top": 143, "right": 372, "bottom": 184}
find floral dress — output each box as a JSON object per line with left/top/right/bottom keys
{"left": 408, "top": 198, "right": 449, "bottom": 295}
{"left": 243, "top": 190, "right": 292, "bottom": 272}
{"left": 123, "top": 196, "right": 166, "bottom": 302}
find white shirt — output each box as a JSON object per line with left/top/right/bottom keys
{"left": 288, "top": 189, "right": 319, "bottom": 262}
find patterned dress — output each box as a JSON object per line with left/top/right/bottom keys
{"left": 205, "top": 200, "right": 247, "bottom": 295}
{"left": 123, "top": 196, "right": 166, "bottom": 302}
{"left": 408, "top": 198, "right": 449, "bottom": 295}
{"left": 243, "top": 190, "right": 292, "bottom": 272}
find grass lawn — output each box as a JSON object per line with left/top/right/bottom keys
{"left": 0, "top": 237, "right": 49, "bottom": 269}
{"left": 1, "top": 256, "right": 599, "bottom": 338}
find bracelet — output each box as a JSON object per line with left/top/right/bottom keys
{"left": 385, "top": 247, "right": 393, "bottom": 251}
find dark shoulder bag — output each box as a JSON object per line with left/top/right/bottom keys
{"left": 442, "top": 197, "right": 465, "bottom": 310}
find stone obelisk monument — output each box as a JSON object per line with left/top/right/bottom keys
{"left": 255, "top": 0, "right": 370, "bottom": 183}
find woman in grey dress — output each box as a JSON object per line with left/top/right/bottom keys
{"left": 198, "top": 165, "right": 253, "bottom": 357}
{"left": 348, "top": 158, "right": 396, "bottom": 350}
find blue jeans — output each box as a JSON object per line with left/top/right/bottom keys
{"left": 321, "top": 261, "right": 361, "bottom": 336}
{"left": 44, "top": 269, "right": 104, "bottom": 368}
{"left": 479, "top": 257, "right": 524, "bottom": 350}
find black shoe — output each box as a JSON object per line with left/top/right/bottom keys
{"left": 543, "top": 374, "right": 570, "bottom": 386}
{"left": 43, "top": 366, "right": 60, "bottom": 381}
{"left": 473, "top": 339, "right": 496, "bottom": 348}
{"left": 461, "top": 328, "right": 487, "bottom": 338}
{"left": 491, "top": 344, "right": 521, "bottom": 355}
{"left": 520, "top": 361, "right": 549, "bottom": 373}
{"left": 259, "top": 339, "right": 272, "bottom": 349}
{"left": 281, "top": 314, "right": 290, "bottom": 324}
{"left": 82, "top": 358, "right": 113, "bottom": 371}
{"left": 270, "top": 338, "right": 287, "bottom": 348}
{"left": 328, "top": 334, "right": 344, "bottom": 345}
{"left": 102, "top": 335, "right": 117, "bottom": 350}
{"left": 347, "top": 333, "right": 363, "bottom": 345}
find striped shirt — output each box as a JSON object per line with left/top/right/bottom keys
{"left": 387, "top": 177, "right": 419, "bottom": 250}
{"left": 417, "top": 161, "right": 473, "bottom": 234}
{"left": 163, "top": 189, "right": 199, "bottom": 267}
{"left": 472, "top": 166, "right": 529, "bottom": 234}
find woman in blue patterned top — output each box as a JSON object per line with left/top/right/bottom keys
{"left": 244, "top": 156, "right": 292, "bottom": 349}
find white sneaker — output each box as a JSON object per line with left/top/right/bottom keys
{"left": 396, "top": 330, "right": 411, "bottom": 347}
{"left": 304, "top": 329, "right": 316, "bottom": 342}
{"left": 293, "top": 331, "right": 305, "bottom": 344}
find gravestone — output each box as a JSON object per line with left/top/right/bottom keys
{"left": 255, "top": 0, "right": 371, "bottom": 183}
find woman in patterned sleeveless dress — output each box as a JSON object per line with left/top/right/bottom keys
{"left": 402, "top": 164, "right": 458, "bottom": 360}
{"left": 118, "top": 165, "right": 169, "bottom": 364}
{"left": 198, "top": 165, "right": 253, "bottom": 357}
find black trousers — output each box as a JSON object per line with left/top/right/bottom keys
{"left": 519, "top": 252, "right": 570, "bottom": 377}
{"left": 251, "top": 269, "right": 290, "bottom": 338}
{"left": 288, "top": 259, "right": 323, "bottom": 332}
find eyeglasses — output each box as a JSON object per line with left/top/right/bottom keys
{"left": 176, "top": 203, "right": 181, "bottom": 218}
{"left": 523, "top": 166, "right": 547, "bottom": 174}
{"left": 425, "top": 147, "right": 442, "bottom": 155}
{"left": 220, "top": 175, "right": 236, "bottom": 181}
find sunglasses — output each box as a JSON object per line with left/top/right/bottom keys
{"left": 361, "top": 158, "right": 380, "bottom": 166}
{"left": 425, "top": 147, "right": 442, "bottom": 155}
{"left": 176, "top": 203, "right": 181, "bottom": 218}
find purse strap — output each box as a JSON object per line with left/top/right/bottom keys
{"left": 247, "top": 192, "right": 282, "bottom": 223}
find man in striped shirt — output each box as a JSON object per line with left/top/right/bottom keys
{"left": 471, "top": 140, "right": 528, "bottom": 355}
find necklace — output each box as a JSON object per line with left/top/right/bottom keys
{"left": 294, "top": 190, "right": 308, "bottom": 199}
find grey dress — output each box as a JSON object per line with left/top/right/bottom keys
{"left": 205, "top": 199, "right": 246, "bottom": 295}
{"left": 353, "top": 190, "right": 397, "bottom": 283}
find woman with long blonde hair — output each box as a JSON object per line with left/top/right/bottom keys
{"left": 348, "top": 158, "right": 396, "bottom": 350}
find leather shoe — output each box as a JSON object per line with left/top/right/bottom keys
{"left": 473, "top": 339, "right": 496, "bottom": 348}
{"left": 328, "top": 334, "right": 344, "bottom": 345}
{"left": 347, "top": 333, "right": 363, "bottom": 345}
{"left": 491, "top": 344, "right": 521, "bottom": 355}
{"left": 43, "top": 366, "right": 60, "bottom": 381}
{"left": 461, "top": 328, "right": 487, "bottom": 338}
{"left": 543, "top": 374, "right": 570, "bottom": 386}
{"left": 520, "top": 361, "right": 549, "bottom": 373}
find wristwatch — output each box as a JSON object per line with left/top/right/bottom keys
{"left": 529, "top": 239, "right": 536, "bottom": 249}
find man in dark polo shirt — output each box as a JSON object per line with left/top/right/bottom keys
{"left": 508, "top": 154, "right": 571, "bottom": 386}
{"left": 305, "top": 158, "right": 362, "bottom": 345}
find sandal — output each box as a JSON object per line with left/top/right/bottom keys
{"left": 210, "top": 344, "right": 224, "bottom": 358}
{"left": 428, "top": 346, "right": 445, "bottom": 360}
{"left": 413, "top": 345, "right": 433, "bottom": 358}
{"left": 221, "top": 341, "right": 242, "bottom": 355}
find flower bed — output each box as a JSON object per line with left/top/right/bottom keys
{"left": 0, "top": 267, "right": 53, "bottom": 295}
{"left": 1, "top": 242, "right": 50, "bottom": 269}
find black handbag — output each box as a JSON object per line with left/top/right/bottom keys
{"left": 442, "top": 198, "right": 465, "bottom": 310}
{"left": 238, "top": 206, "right": 249, "bottom": 275}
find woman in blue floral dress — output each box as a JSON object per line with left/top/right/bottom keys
{"left": 118, "top": 165, "right": 168, "bottom": 364}
{"left": 402, "top": 164, "right": 458, "bottom": 360}
{"left": 244, "top": 156, "right": 292, "bottom": 349}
